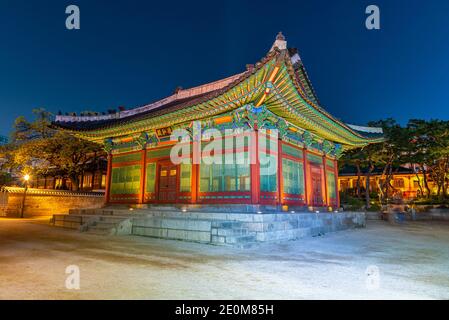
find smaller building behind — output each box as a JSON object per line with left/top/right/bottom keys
{"left": 338, "top": 164, "right": 437, "bottom": 200}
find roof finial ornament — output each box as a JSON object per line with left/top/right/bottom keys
{"left": 276, "top": 31, "right": 285, "bottom": 41}
{"left": 270, "top": 31, "right": 287, "bottom": 52}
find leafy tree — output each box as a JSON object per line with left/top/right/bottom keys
{"left": 366, "top": 119, "right": 410, "bottom": 204}
{"left": 340, "top": 118, "right": 411, "bottom": 207}
{"left": 338, "top": 148, "right": 364, "bottom": 198}
{"left": 2, "top": 109, "right": 103, "bottom": 190}
{"left": 15, "top": 131, "right": 102, "bottom": 190}
{"left": 11, "top": 108, "right": 53, "bottom": 142}
{"left": 406, "top": 119, "right": 435, "bottom": 197}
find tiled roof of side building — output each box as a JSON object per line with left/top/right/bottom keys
{"left": 339, "top": 165, "right": 414, "bottom": 176}
{"left": 54, "top": 90, "right": 220, "bottom": 131}
{"left": 53, "top": 72, "right": 246, "bottom": 131}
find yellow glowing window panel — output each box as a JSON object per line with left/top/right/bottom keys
{"left": 170, "top": 169, "right": 177, "bottom": 176}
{"left": 160, "top": 170, "right": 167, "bottom": 177}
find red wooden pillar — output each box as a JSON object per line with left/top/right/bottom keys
{"left": 191, "top": 140, "right": 200, "bottom": 204}
{"left": 190, "top": 164, "right": 199, "bottom": 203}
{"left": 139, "top": 147, "right": 147, "bottom": 204}
{"left": 334, "top": 159, "right": 340, "bottom": 208}
{"left": 250, "top": 128, "right": 260, "bottom": 204}
{"left": 105, "top": 153, "right": 113, "bottom": 204}
{"left": 322, "top": 155, "right": 328, "bottom": 207}
{"left": 277, "top": 139, "right": 283, "bottom": 205}
{"left": 303, "top": 149, "right": 310, "bottom": 206}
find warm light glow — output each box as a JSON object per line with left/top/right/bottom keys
{"left": 23, "top": 174, "right": 30, "bottom": 181}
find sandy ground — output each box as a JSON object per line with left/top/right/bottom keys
{"left": 0, "top": 217, "right": 448, "bottom": 300}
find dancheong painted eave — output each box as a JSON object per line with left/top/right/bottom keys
{"left": 53, "top": 33, "right": 384, "bottom": 148}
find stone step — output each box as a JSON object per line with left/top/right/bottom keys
{"left": 52, "top": 214, "right": 87, "bottom": 229}
{"left": 69, "top": 208, "right": 144, "bottom": 216}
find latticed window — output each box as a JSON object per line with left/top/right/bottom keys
{"left": 200, "top": 152, "right": 250, "bottom": 192}
{"left": 111, "top": 165, "right": 141, "bottom": 194}
{"left": 179, "top": 163, "right": 192, "bottom": 192}
{"left": 393, "top": 178, "right": 405, "bottom": 188}
{"left": 82, "top": 174, "right": 93, "bottom": 188}
{"left": 260, "top": 152, "right": 277, "bottom": 192}
{"left": 327, "top": 172, "right": 336, "bottom": 199}
{"left": 259, "top": 133, "right": 278, "bottom": 193}
{"left": 145, "top": 163, "right": 156, "bottom": 193}
{"left": 282, "top": 158, "right": 304, "bottom": 195}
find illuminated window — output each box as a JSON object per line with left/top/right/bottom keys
{"left": 327, "top": 172, "right": 336, "bottom": 199}
{"left": 101, "top": 174, "right": 106, "bottom": 188}
{"left": 393, "top": 178, "right": 405, "bottom": 188}
{"left": 111, "top": 165, "right": 141, "bottom": 194}
{"left": 282, "top": 158, "right": 304, "bottom": 195}
{"left": 200, "top": 152, "right": 250, "bottom": 192}
{"left": 145, "top": 163, "right": 156, "bottom": 193}
{"left": 180, "top": 163, "right": 191, "bottom": 192}
{"left": 83, "top": 174, "right": 92, "bottom": 188}
{"left": 260, "top": 152, "right": 277, "bottom": 192}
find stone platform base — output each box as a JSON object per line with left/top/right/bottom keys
{"left": 52, "top": 206, "right": 365, "bottom": 247}
{"left": 131, "top": 207, "right": 365, "bottom": 246}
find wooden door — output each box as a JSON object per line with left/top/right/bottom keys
{"left": 311, "top": 166, "right": 323, "bottom": 206}
{"left": 158, "top": 164, "right": 178, "bottom": 202}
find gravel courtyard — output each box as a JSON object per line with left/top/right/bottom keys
{"left": 0, "top": 217, "right": 448, "bottom": 299}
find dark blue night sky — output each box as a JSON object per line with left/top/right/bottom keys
{"left": 1, "top": 0, "right": 448, "bottom": 136}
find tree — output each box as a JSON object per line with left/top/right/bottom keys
{"left": 340, "top": 118, "right": 412, "bottom": 206}
{"left": 366, "top": 119, "right": 409, "bottom": 204}
{"left": 406, "top": 119, "right": 434, "bottom": 197}
{"left": 338, "top": 148, "right": 364, "bottom": 198}
{"left": 11, "top": 108, "right": 54, "bottom": 143}
{"left": 20, "top": 131, "right": 102, "bottom": 190}
{"left": 2, "top": 109, "right": 103, "bottom": 190}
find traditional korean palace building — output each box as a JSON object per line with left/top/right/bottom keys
{"left": 54, "top": 33, "right": 383, "bottom": 210}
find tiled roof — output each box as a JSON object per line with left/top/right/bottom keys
{"left": 53, "top": 34, "right": 384, "bottom": 146}
{"left": 339, "top": 165, "right": 414, "bottom": 176}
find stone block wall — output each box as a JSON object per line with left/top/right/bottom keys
{"left": 131, "top": 211, "right": 366, "bottom": 245}
{"left": 0, "top": 187, "right": 105, "bottom": 217}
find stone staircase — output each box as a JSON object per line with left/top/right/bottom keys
{"left": 51, "top": 208, "right": 140, "bottom": 236}
{"left": 83, "top": 216, "right": 133, "bottom": 235}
